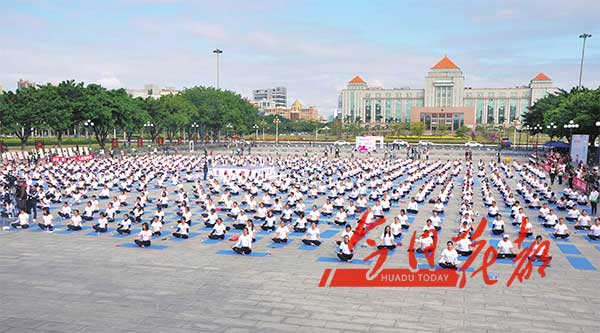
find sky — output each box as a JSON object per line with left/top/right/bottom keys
{"left": 1, "top": 0, "right": 599, "bottom": 116}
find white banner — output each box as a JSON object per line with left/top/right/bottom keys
{"left": 570, "top": 134, "right": 589, "bottom": 164}
{"left": 355, "top": 136, "right": 384, "bottom": 152}
{"left": 211, "top": 165, "right": 278, "bottom": 179}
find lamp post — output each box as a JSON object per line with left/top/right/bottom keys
{"left": 253, "top": 124, "right": 259, "bottom": 140}
{"left": 144, "top": 121, "right": 154, "bottom": 147}
{"left": 315, "top": 125, "right": 330, "bottom": 141}
{"left": 191, "top": 122, "right": 199, "bottom": 151}
{"left": 578, "top": 33, "right": 592, "bottom": 89}
{"left": 213, "top": 48, "right": 223, "bottom": 89}
{"left": 523, "top": 125, "right": 530, "bottom": 149}
{"left": 534, "top": 124, "right": 542, "bottom": 161}
{"left": 84, "top": 119, "right": 94, "bottom": 149}
{"left": 546, "top": 122, "right": 557, "bottom": 140}
{"left": 273, "top": 117, "right": 281, "bottom": 144}
{"left": 564, "top": 120, "right": 579, "bottom": 143}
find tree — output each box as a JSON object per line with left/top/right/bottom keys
{"left": 41, "top": 81, "right": 85, "bottom": 147}
{"left": 157, "top": 94, "right": 195, "bottom": 142}
{"left": 1, "top": 87, "right": 39, "bottom": 150}
{"left": 409, "top": 122, "right": 425, "bottom": 136}
{"left": 455, "top": 126, "right": 469, "bottom": 138}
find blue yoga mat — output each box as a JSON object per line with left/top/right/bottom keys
{"left": 417, "top": 263, "right": 474, "bottom": 272}
{"left": 488, "top": 239, "right": 499, "bottom": 248}
{"left": 215, "top": 249, "right": 269, "bottom": 257}
{"left": 414, "top": 251, "right": 435, "bottom": 259}
{"left": 320, "top": 230, "right": 339, "bottom": 239}
{"left": 268, "top": 239, "right": 293, "bottom": 248}
{"left": 584, "top": 235, "right": 600, "bottom": 244}
{"left": 202, "top": 237, "right": 226, "bottom": 244}
{"left": 257, "top": 229, "right": 274, "bottom": 235}
{"left": 118, "top": 243, "right": 168, "bottom": 250}
{"left": 489, "top": 231, "right": 503, "bottom": 238}
{"left": 557, "top": 243, "right": 581, "bottom": 255}
{"left": 495, "top": 257, "right": 516, "bottom": 265}
{"left": 567, "top": 256, "right": 596, "bottom": 271}
{"left": 55, "top": 226, "right": 91, "bottom": 234}
{"left": 84, "top": 228, "right": 115, "bottom": 236}
{"left": 298, "top": 244, "right": 320, "bottom": 251}
{"left": 548, "top": 234, "right": 571, "bottom": 242}
{"left": 169, "top": 232, "right": 200, "bottom": 241}
{"left": 595, "top": 246, "right": 600, "bottom": 252}
{"left": 317, "top": 256, "right": 371, "bottom": 265}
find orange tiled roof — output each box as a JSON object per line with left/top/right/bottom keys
{"left": 532, "top": 73, "right": 551, "bottom": 81}
{"left": 431, "top": 55, "right": 459, "bottom": 69}
{"left": 349, "top": 75, "right": 366, "bottom": 84}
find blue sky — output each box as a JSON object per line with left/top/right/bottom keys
{"left": 1, "top": 0, "right": 598, "bottom": 115}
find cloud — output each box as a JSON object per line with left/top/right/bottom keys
{"left": 96, "top": 77, "right": 124, "bottom": 89}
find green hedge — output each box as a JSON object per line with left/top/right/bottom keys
{"left": 0, "top": 137, "right": 95, "bottom": 147}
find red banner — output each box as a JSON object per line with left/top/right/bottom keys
{"left": 177, "top": 137, "right": 182, "bottom": 145}
{"left": 157, "top": 137, "right": 164, "bottom": 145}
{"left": 137, "top": 137, "right": 142, "bottom": 147}
{"left": 36, "top": 141, "right": 43, "bottom": 149}
{"left": 50, "top": 154, "right": 93, "bottom": 163}
{"left": 573, "top": 177, "right": 588, "bottom": 193}
{"left": 112, "top": 139, "right": 118, "bottom": 148}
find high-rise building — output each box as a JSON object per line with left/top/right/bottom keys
{"left": 338, "top": 56, "right": 558, "bottom": 130}
{"left": 17, "top": 79, "right": 36, "bottom": 89}
{"left": 126, "top": 84, "right": 179, "bottom": 99}
{"left": 253, "top": 86, "right": 287, "bottom": 109}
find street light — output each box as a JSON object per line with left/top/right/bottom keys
{"left": 578, "top": 33, "right": 592, "bottom": 89}
{"left": 546, "top": 122, "right": 557, "bottom": 139}
{"left": 273, "top": 117, "right": 281, "bottom": 144}
{"left": 84, "top": 119, "right": 94, "bottom": 148}
{"left": 315, "top": 125, "right": 330, "bottom": 141}
{"left": 564, "top": 120, "right": 579, "bottom": 142}
{"left": 533, "top": 124, "right": 542, "bottom": 160}
{"left": 191, "top": 122, "right": 199, "bottom": 139}
{"left": 253, "top": 124, "right": 259, "bottom": 140}
{"left": 144, "top": 121, "right": 154, "bottom": 146}
{"left": 213, "top": 48, "right": 223, "bottom": 89}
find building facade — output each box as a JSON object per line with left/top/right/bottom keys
{"left": 338, "top": 56, "right": 558, "bottom": 130}
{"left": 253, "top": 86, "right": 287, "bottom": 109}
{"left": 263, "top": 100, "right": 320, "bottom": 121}
{"left": 127, "top": 84, "right": 179, "bottom": 99}
{"left": 17, "top": 79, "right": 36, "bottom": 90}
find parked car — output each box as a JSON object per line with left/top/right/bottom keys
{"left": 418, "top": 140, "right": 434, "bottom": 146}
{"left": 334, "top": 140, "right": 351, "bottom": 146}
{"left": 464, "top": 141, "right": 482, "bottom": 147}
{"left": 392, "top": 139, "right": 409, "bottom": 146}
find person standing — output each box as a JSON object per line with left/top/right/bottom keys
{"left": 203, "top": 162, "right": 209, "bottom": 181}
{"left": 549, "top": 164, "right": 557, "bottom": 185}
{"left": 568, "top": 170, "right": 574, "bottom": 189}
{"left": 26, "top": 184, "right": 39, "bottom": 221}
{"left": 589, "top": 188, "right": 599, "bottom": 216}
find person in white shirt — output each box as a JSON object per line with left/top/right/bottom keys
{"left": 82, "top": 202, "right": 95, "bottom": 221}
{"left": 491, "top": 214, "right": 505, "bottom": 235}
{"left": 116, "top": 214, "right": 132, "bottom": 234}
{"left": 542, "top": 209, "right": 559, "bottom": 228}
{"left": 134, "top": 223, "right": 152, "bottom": 247}
{"left": 232, "top": 228, "right": 253, "bottom": 255}
{"left": 433, "top": 199, "right": 445, "bottom": 213}
{"left": 566, "top": 207, "right": 580, "bottom": 222}
{"left": 272, "top": 221, "right": 289, "bottom": 243}
{"left": 553, "top": 218, "right": 570, "bottom": 239}
{"left": 438, "top": 241, "right": 459, "bottom": 269}
{"left": 333, "top": 208, "right": 347, "bottom": 226}
{"left": 455, "top": 236, "right": 473, "bottom": 256}
{"left": 233, "top": 210, "right": 249, "bottom": 230}
{"left": 302, "top": 222, "right": 321, "bottom": 246}
{"left": 497, "top": 234, "right": 517, "bottom": 259}
{"left": 589, "top": 188, "right": 599, "bottom": 216}
{"left": 336, "top": 235, "right": 353, "bottom": 262}
{"left": 407, "top": 197, "right": 419, "bottom": 214}
{"left": 58, "top": 203, "right": 72, "bottom": 219}
{"left": 397, "top": 210, "right": 410, "bottom": 230}
{"left": 261, "top": 210, "right": 277, "bottom": 231}
{"left": 294, "top": 212, "right": 308, "bottom": 233}
{"left": 173, "top": 218, "right": 190, "bottom": 239}
{"left": 588, "top": 218, "right": 600, "bottom": 240}
{"left": 414, "top": 231, "right": 434, "bottom": 254}
{"left": 92, "top": 212, "right": 109, "bottom": 232}
{"left": 487, "top": 202, "right": 499, "bottom": 217}
{"left": 538, "top": 203, "right": 550, "bottom": 219}
{"left": 38, "top": 208, "right": 54, "bottom": 231}
{"left": 529, "top": 235, "right": 552, "bottom": 262}
{"left": 390, "top": 217, "right": 403, "bottom": 239}
{"left": 377, "top": 226, "right": 396, "bottom": 250}
{"left": 208, "top": 218, "right": 228, "bottom": 239}
{"left": 150, "top": 216, "right": 163, "bottom": 236}
{"left": 574, "top": 210, "right": 592, "bottom": 230}
{"left": 520, "top": 217, "right": 533, "bottom": 238}
{"left": 429, "top": 211, "right": 442, "bottom": 231}
{"left": 11, "top": 209, "right": 30, "bottom": 229}
{"left": 512, "top": 208, "right": 525, "bottom": 226}
{"left": 336, "top": 225, "right": 354, "bottom": 245}
{"left": 307, "top": 205, "right": 320, "bottom": 224}
{"left": 66, "top": 210, "right": 83, "bottom": 231}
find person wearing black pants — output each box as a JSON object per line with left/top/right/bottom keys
{"left": 301, "top": 222, "right": 321, "bottom": 246}
{"left": 232, "top": 228, "right": 252, "bottom": 255}
{"left": 336, "top": 235, "right": 353, "bottom": 262}
{"left": 208, "top": 218, "right": 227, "bottom": 240}
{"left": 134, "top": 223, "right": 152, "bottom": 247}
{"left": 589, "top": 189, "right": 598, "bottom": 216}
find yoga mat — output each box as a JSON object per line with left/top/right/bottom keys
{"left": 215, "top": 249, "right": 269, "bottom": 257}
{"left": 548, "top": 234, "right": 571, "bottom": 242}
{"left": 489, "top": 231, "right": 503, "bottom": 238}
{"left": 414, "top": 251, "right": 434, "bottom": 259}
{"left": 488, "top": 239, "right": 499, "bottom": 248}
{"left": 169, "top": 232, "right": 200, "bottom": 241}
{"left": 202, "top": 237, "right": 226, "bottom": 244}
{"left": 84, "top": 228, "right": 115, "bottom": 236}
{"left": 566, "top": 256, "right": 596, "bottom": 271}
{"left": 29, "top": 228, "right": 52, "bottom": 233}
{"left": 317, "top": 256, "right": 371, "bottom": 266}
{"left": 118, "top": 243, "right": 168, "bottom": 250}
{"left": 417, "top": 263, "right": 474, "bottom": 272}
{"left": 595, "top": 245, "right": 600, "bottom": 252}
{"left": 257, "top": 229, "right": 274, "bottom": 235}
{"left": 557, "top": 244, "right": 581, "bottom": 255}
{"left": 298, "top": 244, "right": 320, "bottom": 251}
{"left": 55, "top": 226, "right": 91, "bottom": 234}
{"left": 584, "top": 235, "right": 600, "bottom": 243}
{"left": 268, "top": 239, "right": 293, "bottom": 248}
{"left": 495, "top": 257, "right": 516, "bottom": 265}
{"left": 320, "top": 230, "right": 339, "bottom": 239}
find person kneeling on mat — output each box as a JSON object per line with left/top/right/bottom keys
{"left": 301, "top": 222, "right": 321, "bottom": 246}
{"left": 134, "top": 223, "right": 152, "bottom": 248}
{"left": 496, "top": 234, "right": 517, "bottom": 259}
{"left": 272, "top": 221, "right": 289, "bottom": 243}
{"left": 208, "top": 218, "right": 227, "bottom": 240}
{"left": 336, "top": 235, "right": 353, "bottom": 262}
{"left": 438, "top": 240, "right": 459, "bottom": 269}
{"left": 232, "top": 228, "right": 253, "bottom": 255}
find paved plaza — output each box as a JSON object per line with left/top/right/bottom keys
{"left": 1, "top": 146, "right": 599, "bottom": 332}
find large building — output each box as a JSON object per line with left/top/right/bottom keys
{"left": 127, "top": 84, "right": 179, "bottom": 99}
{"left": 338, "top": 56, "right": 558, "bottom": 130}
{"left": 263, "top": 99, "right": 320, "bottom": 121}
{"left": 253, "top": 86, "right": 287, "bottom": 109}
{"left": 17, "top": 79, "right": 36, "bottom": 89}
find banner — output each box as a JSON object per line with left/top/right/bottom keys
{"left": 355, "top": 136, "right": 384, "bottom": 152}
{"left": 112, "top": 138, "right": 118, "bottom": 148}
{"left": 570, "top": 134, "right": 589, "bottom": 164}
{"left": 573, "top": 177, "right": 588, "bottom": 193}
{"left": 50, "top": 154, "right": 93, "bottom": 163}
{"left": 36, "top": 141, "right": 43, "bottom": 149}
{"left": 137, "top": 137, "right": 143, "bottom": 147}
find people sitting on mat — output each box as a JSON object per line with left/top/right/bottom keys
{"left": 321, "top": 199, "right": 334, "bottom": 217}
{"left": 377, "top": 226, "right": 396, "bottom": 250}
{"left": 333, "top": 207, "right": 347, "bottom": 226}
{"left": 438, "top": 240, "right": 459, "bottom": 269}
{"left": 208, "top": 218, "right": 227, "bottom": 240}
{"left": 542, "top": 209, "right": 559, "bottom": 228}
{"left": 58, "top": 202, "right": 72, "bottom": 219}
{"left": 281, "top": 204, "right": 294, "bottom": 223}
{"left": 519, "top": 217, "right": 533, "bottom": 238}
{"left": 254, "top": 202, "right": 267, "bottom": 221}
{"left": 556, "top": 197, "right": 568, "bottom": 210}
{"left": 173, "top": 218, "right": 190, "bottom": 239}
{"left": 588, "top": 218, "right": 600, "bottom": 240}
{"left": 538, "top": 203, "right": 550, "bottom": 219}
{"left": 232, "top": 228, "right": 253, "bottom": 255}
{"left": 423, "top": 219, "right": 436, "bottom": 235}
{"left": 261, "top": 210, "right": 277, "bottom": 231}
{"left": 566, "top": 207, "right": 580, "bottom": 222}
{"left": 429, "top": 211, "right": 442, "bottom": 231}
{"left": 497, "top": 234, "right": 517, "bottom": 259}
{"left": 336, "top": 224, "right": 353, "bottom": 245}
{"left": 92, "top": 212, "right": 109, "bottom": 232}
{"left": 574, "top": 210, "right": 592, "bottom": 230}
{"left": 204, "top": 208, "right": 219, "bottom": 228}
{"left": 150, "top": 216, "right": 163, "bottom": 236}
{"left": 293, "top": 212, "right": 308, "bottom": 233}
{"left": 38, "top": 208, "right": 55, "bottom": 231}
{"left": 82, "top": 201, "right": 95, "bottom": 221}
{"left": 455, "top": 235, "right": 473, "bottom": 256}
{"left": 512, "top": 207, "right": 525, "bottom": 226}
{"left": 433, "top": 199, "right": 444, "bottom": 213}
{"left": 307, "top": 205, "right": 320, "bottom": 224}
{"left": 116, "top": 214, "right": 132, "bottom": 234}
{"left": 487, "top": 201, "right": 499, "bottom": 217}
{"left": 336, "top": 235, "right": 353, "bottom": 262}
{"left": 413, "top": 231, "right": 434, "bottom": 254}
{"left": 407, "top": 197, "right": 419, "bottom": 214}
{"left": 553, "top": 218, "right": 570, "bottom": 239}
{"left": 232, "top": 210, "right": 249, "bottom": 230}
{"left": 491, "top": 214, "right": 505, "bottom": 235}
{"left": 67, "top": 210, "right": 83, "bottom": 231}
{"left": 529, "top": 235, "right": 552, "bottom": 261}
{"left": 390, "top": 216, "right": 403, "bottom": 239}
{"left": 301, "top": 222, "right": 321, "bottom": 246}
{"left": 272, "top": 221, "right": 289, "bottom": 243}
{"left": 134, "top": 223, "right": 152, "bottom": 247}
{"left": 397, "top": 209, "right": 410, "bottom": 229}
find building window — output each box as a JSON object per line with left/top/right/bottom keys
{"left": 375, "top": 100, "right": 382, "bottom": 122}
{"left": 385, "top": 100, "right": 392, "bottom": 122}
{"left": 365, "top": 100, "right": 371, "bottom": 123}
{"left": 395, "top": 101, "right": 402, "bottom": 121}
{"left": 487, "top": 99, "right": 495, "bottom": 124}
{"left": 509, "top": 100, "right": 517, "bottom": 123}
{"left": 350, "top": 91, "right": 355, "bottom": 120}
{"left": 520, "top": 99, "right": 529, "bottom": 120}
{"left": 405, "top": 101, "right": 411, "bottom": 123}
{"left": 435, "top": 86, "right": 453, "bottom": 107}
{"left": 476, "top": 100, "right": 484, "bottom": 124}
{"left": 425, "top": 114, "right": 431, "bottom": 129}
{"left": 464, "top": 99, "right": 473, "bottom": 107}
{"left": 498, "top": 100, "right": 505, "bottom": 124}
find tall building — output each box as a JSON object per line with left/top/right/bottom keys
{"left": 263, "top": 100, "right": 320, "bottom": 121}
{"left": 127, "top": 84, "right": 179, "bottom": 99}
{"left": 253, "top": 86, "right": 287, "bottom": 109}
{"left": 17, "top": 79, "right": 36, "bottom": 89}
{"left": 338, "top": 56, "right": 558, "bottom": 130}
